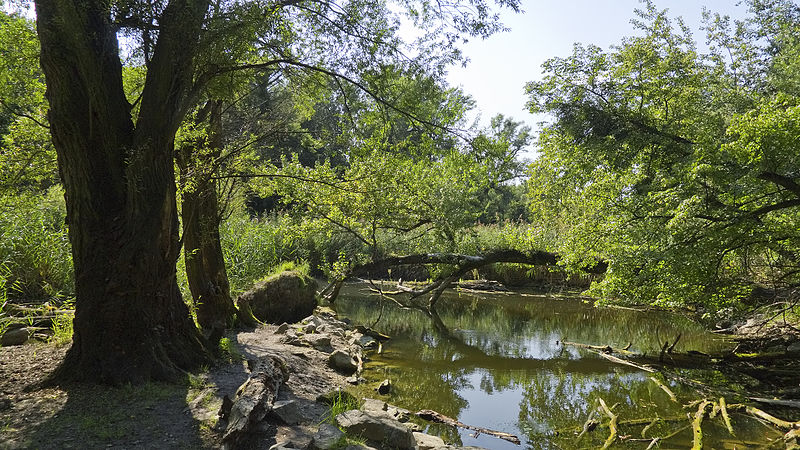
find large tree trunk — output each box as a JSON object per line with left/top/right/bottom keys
{"left": 178, "top": 100, "right": 237, "bottom": 341}
{"left": 35, "top": 0, "right": 212, "bottom": 384}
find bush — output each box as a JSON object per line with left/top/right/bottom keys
{"left": 0, "top": 187, "right": 73, "bottom": 301}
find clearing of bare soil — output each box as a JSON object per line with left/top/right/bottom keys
{"left": 0, "top": 323, "right": 349, "bottom": 450}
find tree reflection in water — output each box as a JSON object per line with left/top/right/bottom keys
{"left": 336, "top": 284, "right": 776, "bottom": 448}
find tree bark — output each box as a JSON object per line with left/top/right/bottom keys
{"left": 35, "top": 0, "right": 212, "bottom": 384}
{"left": 178, "top": 100, "right": 237, "bottom": 340}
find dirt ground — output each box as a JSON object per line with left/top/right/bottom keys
{"left": 0, "top": 324, "right": 349, "bottom": 449}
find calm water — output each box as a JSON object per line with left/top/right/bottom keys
{"left": 334, "top": 283, "right": 780, "bottom": 449}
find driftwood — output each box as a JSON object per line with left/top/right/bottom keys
{"left": 598, "top": 398, "right": 618, "bottom": 449}
{"left": 220, "top": 356, "right": 289, "bottom": 449}
{"left": 649, "top": 376, "right": 678, "bottom": 403}
{"left": 562, "top": 341, "right": 656, "bottom": 372}
{"left": 416, "top": 409, "right": 521, "bottom": 445}
{"left": 691, "top": 400, "right": 712, "bottom": 450}
{"left": 749, "top": 397, "right": 800, "bottom": 410}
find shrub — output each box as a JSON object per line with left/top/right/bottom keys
{"left": 0, "top": 187, "right": 73, "bottom": 301}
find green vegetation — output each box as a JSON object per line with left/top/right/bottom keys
{"left": 321, "top": 391, "right": 362, "bottom": 425}
{"left": 526, "top": 0, "right": 800, "bottom": 312}
{"left": 0, "top": 0, "right": 796, "bottom": 386}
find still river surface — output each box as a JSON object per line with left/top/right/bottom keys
{"left": 334, "top": 282, "right": 780, "bottom": 449}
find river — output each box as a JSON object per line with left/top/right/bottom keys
{"left": 334, "top": 282, "right": 780, "bottom": 449}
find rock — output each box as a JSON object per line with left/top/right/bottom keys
{"left": 303, "top": 323, "right": 317, "bottom": 334}
{"left": 335, "top": 410, "right": 416, "bottom": 449}
{"left": 344, "top": 445, "right": 379, "bottom": 450}
{"left": 311, "top": 423, "right": 344, "bottom": 450}
{"left": 361, "top": 398, "right": 411, "bottom": 423}
{"left": 328, "top": 350, "right": 358, "bottom": 374}
{"left": 316, "top": 388, "right": 358, "bottom": 407}
{"left": 414, "top": 432, "right": 446, "bottom": 450}
{"left": 1, "top": 327, "right": 30, "bottom": 346}
{"left": 345, "top": 376, "right": 365, "bottom": 385}
{"left": 270, "top": 425, "right": 314, "bottom": 449}
{"left": 237, "top": 271, "right": 318, "bottom": 324}
{"left": 303, "top": 334, "right": 332, "bottom": 352}
{"left": 787, "top": 341, "right": 800, "bottom": 354}
{"left": 270, "top": 400, "right": 306, "bottom": 425}
{"left": 274, "top": 323, "right": 290, "bottom": 334}
{"left": 376, "top": 379, "right": 390, "bottom": 395}
{"left": 357, "top": 335, "right": 378, "bottom": 349}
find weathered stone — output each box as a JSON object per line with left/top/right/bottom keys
{"left": 270, "top": 400, "right": 306, "bottom": 425}
{"left": 328, "top": 350, "right": 358, "bottom": 374}
{"left": 274, "top": 323, "right": 290, "bottom": 334}
{"left": 302, "top": 323, "right": 317, "bottom": 333}
{"left": 376, "top": 379, "right": 391, "bottom": 395}
{"left": 335, "top": 410, "right": 416, "bottom": 449}
{"left": 1, "top": 327, "right": 30, "bottom": 346}
{"left": 357, "top": 335, "right": 378, "bottom": 349}
{"left": 345, "top": 376, "right": 365, "bottom": 385}
{"left": 270, "top": 425, "right": 314, "bottom": 449}
{"left": 414, "top": 432, "right": 446, "bottom": 450}
{"left": 237, "top": 271, "right": 318, "bottom": 324}
{"left": 361, "top": 398, "right": 410, "bottom": 423}
{"left": 343, "top": 445, "right": 379, "bottom": 450}
{"left": 311, "top": 423, "right": 344, "bottom": 450}
{"left": 303, "top": 334, "right": 332, "bottom": 352}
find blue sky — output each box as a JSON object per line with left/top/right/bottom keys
{"left": 446, "top": 0, "right": 751, "bottom": 134}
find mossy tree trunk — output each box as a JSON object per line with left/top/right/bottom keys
{"left": 35, "top": 0, "right": 212, "bottom": 383}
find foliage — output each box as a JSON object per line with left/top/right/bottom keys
{"left": 321, "top": 391, "right": 362, "bottom": 425}
{"left": 525, "top": 0, "right": 800, "bottom": 310}
{"left": 50, "top": 310, "right": 74, "bottom": 347}
{"left": 0, "top": 12, "right": 57, "bottom": 193}
{"left": 0, "top": 187, "right": 73, "bottom": 300}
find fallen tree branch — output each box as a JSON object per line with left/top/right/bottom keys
{"left": 598, "top": 398, "right": 618, "bottom": 449}
{"left": 719, "top": 397, "right": 735, "bottom": 437}
{"left": 749, "top": 397, "right": 800, "bottom": 410}
{"left": 650, "top": 376, "right": 678, "bottom": 402}
{"left": 221, "top": 356, "right": 289, "bottom": 449}
{"left": 416, "top": 409, "right": 521, "bottom": 445}
{"left": 691, "top": 400, "right": 711, "bottom": 450}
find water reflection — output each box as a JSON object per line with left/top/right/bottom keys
{"left": 335, "top": 284, "right": 778, "bottom": 448}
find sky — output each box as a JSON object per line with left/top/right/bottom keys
{"left": 446, "top": 0, "right": 751, "bottom": 134}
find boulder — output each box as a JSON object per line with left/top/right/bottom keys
{"left": 270, "top": 400, "right": 306, "bottom": 425}
{"left": 361, "top": 398, "right": 410, "bottom": 423}
{"left": 270, "top": 425, "right": 314, "bottom": 450}
{"left": 1, "top": 327, "right": 30, "bottom": 346}
{"left": 237, "top": 271, "right": 318, "bottom": 324}
{"left": 413, "top": 432, "right": 446, "bottom": 450}
{"left": 335, "top": 410, "right": 416, "bottom": 449}
{"left": 303, "top": 334, "right": 332, "bottom": 352}
{"left": 311, "top": 423, "right": 344, "bottom": 450}
{"left": 328, "top": 350, "right": 358, "bottom": 374}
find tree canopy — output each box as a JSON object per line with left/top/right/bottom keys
{"left": 526, "top": 0, "right": 800, "bottom": 310}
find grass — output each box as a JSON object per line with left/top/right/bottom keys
{"left": 217, "top": 337, "right": 244, "bottom": 362}
{"left": 321, "top": 390, "right": 362, "bottom": 425}
{"left": 49, "top": 312, "right": 73, "bottom": 346}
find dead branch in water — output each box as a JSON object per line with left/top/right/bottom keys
{"left": 416, "top": 409, "right": 521, "bottom": 445}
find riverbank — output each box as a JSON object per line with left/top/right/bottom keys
{"left": 0, "top": 310, "right": 472, "bottom": 449}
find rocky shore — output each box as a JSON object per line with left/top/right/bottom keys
{"left": 0, "top": 308, "right": 486, "bottom": 449}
